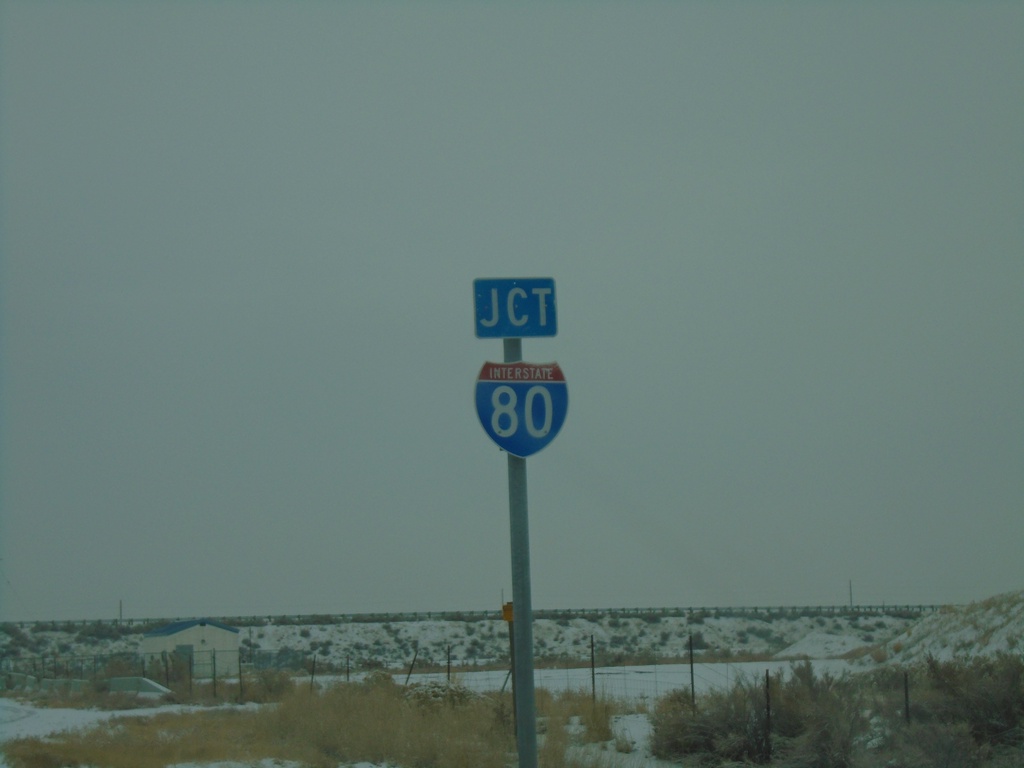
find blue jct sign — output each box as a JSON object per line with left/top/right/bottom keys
{"left": 474, "top": 278, "right": 557, "bottom": 338}
{"left": 475, "top": 362, "right": 568, "bottom": 457}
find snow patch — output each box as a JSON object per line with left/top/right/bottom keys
{"left": 775, "top": 632, "right": 870, "bottom": 659}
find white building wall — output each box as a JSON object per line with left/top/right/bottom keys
{"left": 141, "top": 623, "right": 240, "bottom": 678}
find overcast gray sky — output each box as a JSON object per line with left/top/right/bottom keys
{"left": 2, "top": 1, "right": 1021, "bottom": 622}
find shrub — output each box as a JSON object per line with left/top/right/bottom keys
{"left": 404, "top": 680, "right": 480, "bottom": 707}
{"left": 75, "top": 621, "right": 131, "bottom": 643}
{"left": 0, "top": 623, "right": 35, "bottom": 654}
{"left": 884, "top": 722, "right": 986, "bottom": 768}
{"left": 652, "top": 663, "right": 863, "bottom": 766}
{"left": 918, "top": 653, "right": 1024, "bottom": 748}
{"left": 252, "top": 669, "right": 296, "bottom": 701}
{"left": 869, "top": 645, "right": 888, "bottom": 663}
{"left": 652, "top": 676, "right": 772, "bottom": 764}
{"left": 654, "top": 656, "right": 1024, "bottom": 768}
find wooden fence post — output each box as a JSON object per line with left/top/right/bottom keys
{"left": 689, "top": 634, "right": 696, "bottom": 710}
{"left": 904, "top": 670, "right": 911, "bottom": 724}
{"left": 590, "top": 635, "right": 596, "bottom": 703}
{"left": 404, "top": 647, "right": 419, "bottom": 685}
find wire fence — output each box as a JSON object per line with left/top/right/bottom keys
{"left": 1, "top": 603, "right": 943, "bottom": 701}
{"left": 1, "top": 643, "right": 859, "bottom": 707}
{"left": 400, "top": 658, "right": 859, "bottom": 705}
{"left": 2, "top": 650, "right": 242, "bottom": 687}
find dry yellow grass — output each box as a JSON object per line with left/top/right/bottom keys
{"left": 2, "top": 677, "right": 632, "bottom": 768}
{"left": 261, "top": 680, "right": 513, "bottom": 768}
{"left": 3, "top": 708, "right": 277, "bottom": 768}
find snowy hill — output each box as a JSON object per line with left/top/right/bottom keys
{"left": 5, "top": 594, "right": 1021, "bottom": 674}
{"left": 235, "top": 609, "right": 912, "bottom": 669}
{"left": 868, "top": 590, "right": 1024, "bottom": 665}
{"left": 2, "top": 606, "right": 930, "bottom": 671}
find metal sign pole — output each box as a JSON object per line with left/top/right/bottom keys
{"left": 474, "top": 279, "right": 561, "bottom": 768}
{"left": 504, "top": 336, "right": 538, "bottom": 768}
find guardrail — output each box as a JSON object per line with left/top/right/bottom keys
{"left": 3, "top": 603, "right": 940, "bottom": 631}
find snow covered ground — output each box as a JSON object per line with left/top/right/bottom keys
{"left": 0, "top": 700, "right": 213, "bottom": 742}
{"left": 401, "top": 657, "right": 856, "bottom": 703}
{"left": 0, "top": 658, "right": 854, "bottom": 768}
{"left": 3, "top": 592, "right": 1021, "bottom": 768}
{"left": 0, "top": 696, "right": 660, "bottom": 768}
{"left": 0, "top": 696, "right": 668, "bottom": 768}
{"left": 1, "top": 606, "right": 922, "bottom": 674}
{"left": 0, "top": 646, "right": 863, "bottom": 768}
{"left": 868, "top": 591, "right": 1024, "bottom": 665}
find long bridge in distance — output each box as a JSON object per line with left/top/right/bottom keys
{"left": 8, "top": 603, "right": 942, "bottom": 630}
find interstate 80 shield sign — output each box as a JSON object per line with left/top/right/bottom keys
{"left": 475, "top": 361, "right": 568, "bottom": 458}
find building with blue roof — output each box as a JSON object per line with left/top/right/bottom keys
{"left": 140, "top": 618, "right": 240, "bottom": 678}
